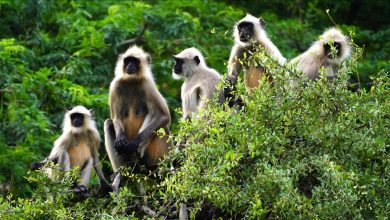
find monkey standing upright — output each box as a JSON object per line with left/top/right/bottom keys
{"left": 104, "top": 45, "right": 171, "bottom": 191}
{"left": 172, "top": 47, "right": 222, "bottom": 120}
{"left": 31, "top": 106, "right": 109, "bottom": 196}
{"left": 290, "top": 27, "right": 351, "bottom": 80}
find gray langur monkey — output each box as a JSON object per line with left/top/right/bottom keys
{"left": 219, "top": 14, "right": 286, "bottom": 106}
{"left": 290, "top": 27, "right": 351, "bottom": 80}
{"left": 104, "top": 45, "right": 171, "bottom": 191}
{"left": 31, "top": 106, "right": 109, "bottom": 196}
{"left": 172, "top": 47, "right": 222, "bottom": 120}
{"left": 226, "top": 14, "right": 286, "bottom": 89}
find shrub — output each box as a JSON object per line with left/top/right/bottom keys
{"left": 161, "top": 43, "right": 390, "bottom": 218}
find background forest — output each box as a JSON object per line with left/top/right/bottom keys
{"left": 0, "top": 0, "right": 389, "bottom": 219}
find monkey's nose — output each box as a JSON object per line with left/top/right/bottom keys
{"left": 126, "top": 65, "right": 138, "bottom": 74}
{"left": 73, "top": 119, "right": 83, "bottom": 127}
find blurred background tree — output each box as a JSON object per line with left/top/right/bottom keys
{"left": 0, "top": 0, "right": 388, "bottom": 197}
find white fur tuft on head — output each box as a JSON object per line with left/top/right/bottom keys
{"left": 234, "top": 13, "right": 266, "bottom": 46}
{"left": 63, "top": 105, "right": 97, "bottom": 133}
{"left": 114, "top": 45, "right": 153, "bottom": 79}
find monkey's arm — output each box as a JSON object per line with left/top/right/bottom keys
{"left": 218, "top": 45, "right": 244, "bottom": 105}
{"left": 91, "top": 149, "right": 109, "bottom": 187}
{"left": 183, "top": 86, "right": 201, "bottom": 120}
{"left": 227, "top": 45, "right": 244, "bottom": 85}
{"left": 50, "top": 136, "right": 72, "bottom": 172}
{"left": 132, "top": 81, "right": 171, "bottom": 145}
{"left": 31, "top": 135, "right": 71, "bottom": 171}
{"left": 112, "top": 117, "right": 131, "bottom": 152}
{"left": 109, "top": 85, "right": 130, "bottom": 149}
{"left": 194, "top": 87, "right": 205, "bottom": 111}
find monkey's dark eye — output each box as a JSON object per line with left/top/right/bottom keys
{"left": 324, "top": 42, "right": 342, "bottom": 58}
{"left": 70, "top": 113, "right": 84, "bottom": 127}
{"left": 194, "top": 56, "right": 200, "bottom": 65}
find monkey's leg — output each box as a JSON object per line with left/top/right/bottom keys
{"left": 105, "top": 119, "right": 127, "bottom": 192}
{"left": 111, "top": 172, "right": 121, "bottom": 192}
{"left": 80, "top": 157, "right": 93, "bottom": 187}
{"left": 57, "top": 152, "right": 71, "bottom": 172}
{"left": 179, "top": 203, "right": 188, "bottom": 220}
{"left": 135, "top": 114, "right": 154, "bottom": 158}
{"left": 104, "top": 119, "right": 125, "bottom": 172}
{"left": 92, "top": 154, "right": 109, "bottom": 187}
{"left": 71, "top": 157, "right": 93, "bottom": 199}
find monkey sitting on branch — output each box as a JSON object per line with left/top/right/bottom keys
{"left": 172, "top": 47, "right": 222, "bottom": 120}
{"left": 290, "top": 27, "right": 351, "bottom": 81}
{"left": 31, "top": 106, "right": 109, "bottom": 198}
{"left": 104, "top": 45, "right": 171, "bottom": 192}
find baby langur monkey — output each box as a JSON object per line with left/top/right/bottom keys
{"left": 290, "top": 27, "right": 351, "bottom": 80}
{"left": 220, "top": 14, "right": 286, "bottom": 105}
{"left": 104, "top": 45, "right": 171, "bottom": 192}
{"left": 31, "top": 106, "right": 109, "bottom": 197}
{"left": 172, "top": 47, "right": 222, "bottom": 120}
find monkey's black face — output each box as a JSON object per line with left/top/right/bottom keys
{"left": 173, "top": 57, "right": 183, "bottom": 74}
{"left": 70, "top": 113, "right": 84, "bottom": 127}
{"left": 324, "top": 41, "right": 342, "bottom": 58}
{"left": 123, "top": 56, "right": 140, "bottom": 74}
{"left": 238, "top": 22, "right": 254, "bottom": 42}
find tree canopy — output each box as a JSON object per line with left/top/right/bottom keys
{"left": 0, "top": 0, "right": 389, "bottom": 218}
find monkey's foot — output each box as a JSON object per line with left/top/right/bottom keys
{"left": 110, "top": 184, "right": 119, "bottom": 192}
{"left": 73, "top": 185, "right": 88, "bottom": 199}
{"left": 98, "top": 184, "right": 113, "bottom": 197}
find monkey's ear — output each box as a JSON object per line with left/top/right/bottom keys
{"left": 194, "top": 56, "right": 200, "bottom": 65}
{"left": 146, "top": 54, "right": 151, "bottom": 64}
{"left": 89, "top": 109, "right": 95, "bottom": 117}
{"left": 259, "top": 17, "right": 266, "bottom": 28}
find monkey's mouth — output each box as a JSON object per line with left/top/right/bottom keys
{"left": 173, "top": 66, "right": 182, "bottom": 74}
{"left": 126, "top": 70, "right": 137, "bottom": 75}
{"left": 125, "top": 66, "right": 138, "bottom": 74}
{"left": 240, "top": 35, "right": 250, "bottom": 42}
{"left": 72, "top": 120, "right": 83, "bottom": 127}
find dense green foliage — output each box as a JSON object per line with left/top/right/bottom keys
{"left": 0, "top": 0, "right": 389, "bottom": 218}
{"left": 164, "top": 55, "right": 390, "bottom": 218}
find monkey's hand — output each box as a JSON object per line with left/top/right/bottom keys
{"left": 124, "top": 138, "right": 139, "bottom": 152}
{"left": 30, "top": 161, "right": 44, "bottom": 171}
{"left": 226, "top": 75, "right": 237, "bottom": 86}
{"left": 219, "top": 75, "right": 237, "bottom": 105}
{"left": 116, "top": 139, "right": 139, "bottom": 154}
{"left": 114, "top": 135, "right": 129, "bottom": 154}
{"left": 223, "top": 85, "right": 237, "bottom": 108}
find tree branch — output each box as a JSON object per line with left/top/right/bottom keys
{"left": 117, "top": 22, "right": 147, "bottom": 47}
